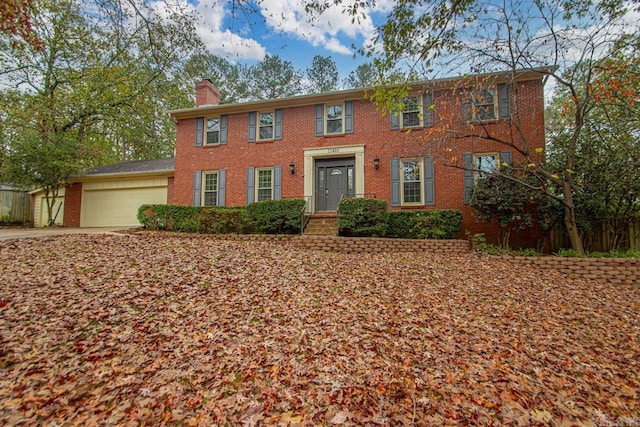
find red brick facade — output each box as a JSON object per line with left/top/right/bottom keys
{"left": 172, "top": 71, "right": 547, "bottom": 246}
{"left": 63, "top": 182, "right": 82, "bottom": 227}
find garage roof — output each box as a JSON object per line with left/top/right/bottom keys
{"left": 80, "top": 158, "right": 175, "bottom": 178}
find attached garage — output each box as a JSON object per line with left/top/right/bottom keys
{"left": 81, "top": 178, "right": 168, "bottom": 227}
{"left": 62, "top": 158, "right": 174, "bottom": 228}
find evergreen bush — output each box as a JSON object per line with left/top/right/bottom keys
{"left": 337, "top": 198, "right": 388, "bottom": 237}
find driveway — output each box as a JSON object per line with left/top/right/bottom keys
{"left": 0, "top": 227, "right": 132, "bottom": 241}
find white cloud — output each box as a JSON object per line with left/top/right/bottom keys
{"left": 152, "top": 0, "right": 267, "bottom": 60}
{"left": 259, "top": 0, "right": 377, "bottom": 55}
{"left": 193, "top": 1, "right": 266, "bottom": 60}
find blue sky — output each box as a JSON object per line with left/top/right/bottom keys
{"left": 177, "top": 0, "right": 395, "bottom": 81}
{"left": 168, "top": 0, "right": 639, "bottom": 88}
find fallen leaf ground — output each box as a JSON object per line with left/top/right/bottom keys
{"left": 0, "top": 233, "right": 638, "bottom": 426}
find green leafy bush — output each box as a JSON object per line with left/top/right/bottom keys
{"left": 137, "top": 204, "right": 248, "bottom": 234}
{"left": 338, "top": 198, "right": 388, "bottom": 237}
{"left": 386, "top": 211, "right": 421, "bottom": 238}
{"left": 138, "top": 204, "right": 198, "bottom": 231}
{"left": 245, "top": 199, "right": 306, "bottom": 234}
{"left": 415, "top": 210, "right": 462, "bottom": 239}
{"left": 387, "top": 210, "right": 462, "bottom": 239}
{"left": 200, "top": 207, "right": 248, "bottom": 234}
{"left": 472, "top": 233, "right": 541, "bottom": 255}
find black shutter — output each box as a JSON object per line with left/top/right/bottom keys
{"left": 248, "top": 112, "right": 256, "bottom": 142}
{"left": 219, "top": 115, "right": 228, "bottom": 145}
{"left": 498, "top": 83, "right": 510, "bottom": 119}
{"left": 315, "top": 104, "right": 324, "bottom": 136}
{"left": 423, "top": 93, "right": 434, "bottom": 127}
{"left": 274, "top": 166, "right": 282, "bottom": 200}
{"left": 218, "top": 169, "right": 226, "bottom": 206}
{"left": 500, "top": 150, "right": 512, "bottom": 167}
{"left": 246, "top": 167, "right": 255, "bottom": 204}
{"left": 193, "top": 170, "right": 202, "bottom": 206}
{"left": 424, "top": 156, "right": 435, "bottom": 205}
{"left": 274, "top": 109, "right": 283, "bottom": 140}
{"left": 344, "top": 101, "right": 354, "bottom": 133}
{"left": 391, "top": 158, "right": 400, "bottom": 206}
{"left": 463, "top": 153, "right": 474, "bottom": 204}
{"left": 390, "top": 112, "right": 400, "bottom": 130}
{"left": 195, "top": 118, "right": 204, "bottom": 147}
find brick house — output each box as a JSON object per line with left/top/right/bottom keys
{"left": 169, "top": 69, "right": 547, "bottom": 246}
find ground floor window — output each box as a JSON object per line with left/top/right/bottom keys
{"left": 474, "top": 153, "right": 499, "bottom": 179}
{"left": 257, "top": 168, "right": 273, "bottom": 201}
{"left": 401, "top": 158, "right": 422, "bottom": 205}
{"left": 203, "top": 171, "right": 219, "bottom": 206}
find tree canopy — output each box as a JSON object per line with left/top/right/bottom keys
{"left": 306, "top": 55, "right": 339, "bottom": 93}
{"left": 0, "top": 0, "right": 200, "bottom": 224}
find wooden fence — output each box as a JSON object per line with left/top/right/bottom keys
{"left": 0, "top": 190, "right": 32, "bottom": 224}
{"left": 550, "top": 222, "right": 640, "bottom": 253}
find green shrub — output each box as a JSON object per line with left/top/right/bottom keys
{"left": 386, "top": 211, "right": 421, "bottom": 238}
{"left": 246, "top": 199, "right": 306, "bottom": 234}
{"left": 200, "top": 207, "right": 248, "bottom": 234}
{"left": 472, "top": 233, "right": 541, "bottom": 256}
{"left": 137, "top": 204, "right": 248, "bottom": 234}
{"left": 415, "top": 210, "right": 462, "bottom": 239}
{"left": 138, "top": 204, "right": 200, "bottom": 231}
{"left": 337, "top": 198, "right": 388, "bottom": 237}
{"left": 386, "top": 210, "right": 462, "bottom": 239}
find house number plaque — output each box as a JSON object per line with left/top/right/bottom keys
{"left": 327, "top": 147, "right": 340, "bottom": 153}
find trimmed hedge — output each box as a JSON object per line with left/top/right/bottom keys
{"left": 337, "top": 200, "right": 462, "bottom": 239}
{"left": 137, "top": 199, "right": 305, "bottom": 235}
{"left": 386, "top": 210, "right": 462, "bottom": 239}
{"left": 246, "top": 199, "right": 306, "bottom": 235}
{"left": 137, "top": 205, "right": 248, "bottom": 234}
{"left": 337, "top": 198, "right": 389, "bottom": 237}
{"left": 415, "top": 210, "right": 462, "bottom": 239}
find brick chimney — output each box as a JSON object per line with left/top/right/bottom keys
{"left": 195, "top": 79, "right": 220, "bottom": 107}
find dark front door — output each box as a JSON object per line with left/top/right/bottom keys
{"left": 315, "top": 158, "right": 355, "bottom": 211}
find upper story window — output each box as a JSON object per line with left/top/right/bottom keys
{"left": 196, "top": 116, "right": 227, "bottom": 147}
{"left": 390, "top": 93, "right": 434, "bottom": 130}
{"left": 258, "top": 112, "right": 274, "bottom": 140}
{"left": 469, "top": 89, "right": 497, "bottom": 121}
{"left": 202, "top": 171, "right": 219, "bottom": 206}
{"left": 206, "top": 118, "right": 220, "bottom": 145}
{"left": 462, "top": 84, "right": 511, "bottom": 122}
{"left": 325, "top": 103, "right": 343, "bottom": 134}
{"left": 401, "top": 158, "right": 423, "bottom": 205}
{"left": 474, "top": 153, "right": 499, "bottom": 179}
{"left": 315, "top": 101, "right": 353, "bottom": 136}
{"left": 402, "top": 96, "right": 421, "bottom": 127}
{"left": 249, "top": 110, "right": 282, "bottom": 142}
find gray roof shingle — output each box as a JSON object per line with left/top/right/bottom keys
{"left": 81, "top": 158, "right": 175, "bottom": 176}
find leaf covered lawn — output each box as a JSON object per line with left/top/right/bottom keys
{"left": 0, "top": 233, "right": 638, "bottom": 425}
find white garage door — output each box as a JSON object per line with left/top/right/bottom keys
{"left": 81, "top": 185, "right": 167, "bottom": 227}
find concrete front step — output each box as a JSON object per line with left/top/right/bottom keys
{"left": 304, "top": 215, "right": 338, "bottom": 236}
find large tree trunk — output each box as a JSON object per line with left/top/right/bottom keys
{"left": 562, "top": 182, "right": 584, "bottom": 254}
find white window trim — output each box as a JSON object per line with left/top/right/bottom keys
{"left": 400, "top": 158, "right": 424, "bottom": 206}
{"left": 467, "top": 88, "right": 498, "bottom": 122}
{"left": 473, "top": 152, "right": 500, "bottom": 181}
{"left": 202, "top": 170, "right": 219, "bottom": 206}
{"left": 324, "top": 102, "right": 344, "bottom": 135}
{"left": 255, "top": 167, "right": 274, "bottom": 202}
{"left": 256, "top": 111, "right": 275, "bottom": 141}
{"left": 205, "top": 118, "right": 221, "bottom": 145}
{"left": 400, "top": 96, "right": 423, "bottom": 129}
